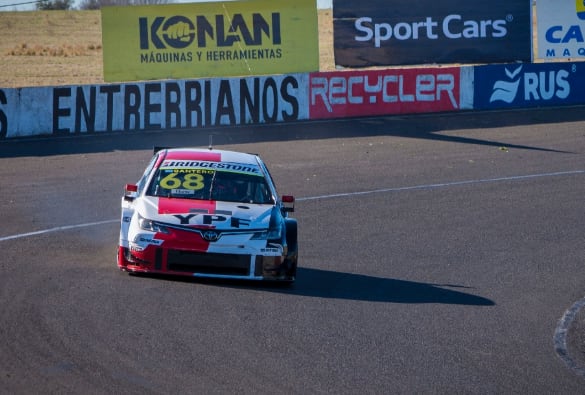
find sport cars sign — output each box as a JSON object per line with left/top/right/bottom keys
{"left": 333, "top": 0, "right": 531, "bottom": 67}
{"left": 102, "top": 0, "right": 318, "bottom": 82}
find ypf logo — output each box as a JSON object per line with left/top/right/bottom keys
{"left": 139, "top": 16, "right": 195, "bottom": 50}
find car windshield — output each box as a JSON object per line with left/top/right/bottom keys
{"left": 146, "top": 165, "right": 274, "bottom": 204}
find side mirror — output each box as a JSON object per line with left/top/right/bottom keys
{"left": 124, "top": 184, "right": 138, "bottom": 201}
{"left": 281, "top": 195, "right": 295, "bottom": 213}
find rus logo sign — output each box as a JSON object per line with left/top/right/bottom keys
{"left": 489, "top": 65, "right": 572, "bottom": 104}
{"left": 139, "top": 13, "right": 282, "bottom": 50}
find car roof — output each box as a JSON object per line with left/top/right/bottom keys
{"left": 161, "top": 148, "right": 261, "bottom": 165}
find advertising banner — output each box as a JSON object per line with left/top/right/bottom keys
{"left": 333, "top": 0, "right": 531, "bottom": 67}
{"left": 473, "top": 63, "right": 585, "bottom": 110}
{"left": 0, "top": 74, "right": 309, "bottom": 139}
{"left": 309, "top": 67, "right": 468, "bottom": 119}
{"left": 102, "top": 0, "right": 318, "bottom": 82}
{"left": 536, "top": 0, "right": 585, "bottom": 60}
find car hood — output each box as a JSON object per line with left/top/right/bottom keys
{"left": 137, "top": 196, "right": 274, "bottom": 230}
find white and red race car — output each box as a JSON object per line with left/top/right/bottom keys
{"left": 118, "top": 148, "right": 297, "bottom": 282}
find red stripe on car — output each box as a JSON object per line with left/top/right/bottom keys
{"left": 158, "top": 198, "right": 217, "bottom": 216}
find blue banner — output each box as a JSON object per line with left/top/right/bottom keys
{"left": 333, "top": 0, "right": 531, "bottom": 67}
{"left": 473, "top": 63, "right": 585, "bottom": 110}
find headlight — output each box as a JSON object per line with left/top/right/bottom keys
{"left": 138, "top": 214, "right": 170, "bottom": 234}
{"left": 251, "top": 226, "right": 282, "bottom": 240}
{"left": 252, "top": 208, "right": 283, "bottom": 240}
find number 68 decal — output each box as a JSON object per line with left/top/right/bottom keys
{"left": 160, "top": 172, "right": 205, "bottom": 190}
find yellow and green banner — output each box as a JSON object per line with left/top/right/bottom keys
{"left": 102, "top": 0, "right": 318, "bottom": 82}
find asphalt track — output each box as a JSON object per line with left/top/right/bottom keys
{"left": 1, "top": 107, "right": 585, "bottom": 394}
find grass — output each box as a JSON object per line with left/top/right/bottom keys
{"left": 0, "top": 9, "right": 334, "bottom": 88}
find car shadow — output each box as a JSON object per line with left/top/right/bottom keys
{"left": 141, "top": 267, "right": 495, "bottom": 306}
{"left": 265, "top": 268, "right": 495, "bottom": 306}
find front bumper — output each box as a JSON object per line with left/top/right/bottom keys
{"left": 117, "top": 245, "right": 294, "bottom": 281}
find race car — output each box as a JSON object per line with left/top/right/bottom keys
{"left": 117, "top": 147, "right": 298, "bottom": 282}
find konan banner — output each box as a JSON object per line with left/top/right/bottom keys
{"left": 333, "top": 0, "right": 531, "bottom": 67}
{"left": 102, "top": 0, "right": 318, "bottom": 82}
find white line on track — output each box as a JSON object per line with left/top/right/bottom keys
{"left": 297, "top": 169, "right": 585, "bottom": 201}
{"left": 1, "top": 169, "right": 583, "bottom": 243}
{"left": 0, "top": 219, "right": 118, "bottom": 243}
